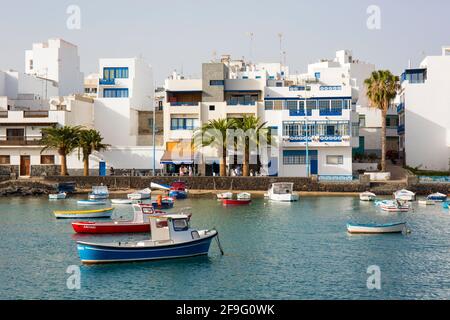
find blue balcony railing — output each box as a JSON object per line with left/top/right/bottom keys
{"left": 288, "top": 135, "right": 343, "bottom": 143}
{"left": 319, "top": 108, "right": 343, "bottom": 116}
{"left": 397, "top": 103, "right": 405, "bottom": 114}
{"left": 288, "top": 136, "right": 313, "bottom": 142}
{"left": 397, "top": 124, "right": 405, "bottom": 135}
{"left": 227, "top": 101, "right": 256, "bottom": 106}
{"left": 170, "top": 102, "right": 199, "bottom": 107}
{"left": 99, "top": 78, "right": 115, "bottom": 85}
{"left": 289, "top": 110, "right": 312, "bottom": 117}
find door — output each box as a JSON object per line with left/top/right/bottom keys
{"left": 20, "top": 156, "right": 31, "bottom": 176}
{"left": 307, "top": 150, "right": 318, "bottom": 175}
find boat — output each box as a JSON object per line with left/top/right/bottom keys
{"left": 443, "top": 202, "right": 449, "bottom": 209}
{"left": 49, "top": 192, "right": 67, "bottom": 200}
{"left": 72, "top": 204, "right": 159, "bottom": 234}
{"left": 54, "top": 207, "right": 114, "bottom": 219}
{"left": 169, "top": 181, "right": 188, "bottom": 199}
{"left": 152, "top": 196, "right": 175, "bottom": 210}
{"left": 76, "top": 213, "right": 219, "bottom": 264}
{"left": 88, "top": 185, "right": 109, "bottom": 200}
{"left": 347, "top": 222, "right": 407, "bottom": 234}
{"left": 427, "top": 192, "right": 447, "bottom": 202}
{"left": 418, "top": 200, "right": 435, "bottom": 206}
{"left": 127, "top": 188, "right": 151, "bottom": 200}
{"left": 394, "top": 189, "right": 416, "bottom": 201}
{"left": 150, "top": 182, "right": 171, "bottom": 191}
{"left": 222, "top": 199, "right": 251, "bottom": 206}
{"left": 359, "top": 191, "right": 376, "bottom": 201}
{"left": 376, "top": 200, "right": 410, "bottom": 212}
{"left": 217, "top": 192, "right": 233, "bottom": 200}
{"left": 111, "top": 199, "right": 133, "bottom": 205}
{"left": 237, "top": 192, "right": 251, "bottom": 200}
{"left": 77, "top": 199, "right": 107, "bottom": 206}
{"left": 266, "top": 183, "right": 299, "bottom": 202}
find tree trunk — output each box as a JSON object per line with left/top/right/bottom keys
{"left": 220, "top": 146, "right": 227, "bottom": 177}
{"left": 381, "top": 108, "right": 387, "bottom": 172}
{"left": 60, "top": 154, "right": 68, "bottom": 176}
{"left": 243, "top": 141, "right": 250, "bottom": 177}
{"left": 83, "top": 157, "right": 89, "bottom": 176}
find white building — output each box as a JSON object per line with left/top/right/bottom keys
{"left": 25, "top": 38, "right": 84, "bottom": 96}
{"left": 162, "top": 55, "right": 360, "bottom": 179}
{"left": 398, "top": 47, "right": 450, "bottom": 171}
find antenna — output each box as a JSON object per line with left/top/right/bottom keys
{"left": 246, "top": 32, "right": 254, "bottom": 62}
{"left": 277, "top": 33, "right": 283, "bottom": 65}
{"left": 212, "top": 50, "right": 217, "bottom": 62}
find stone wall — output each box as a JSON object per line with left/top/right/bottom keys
{"left": 31, "top": 165, "right": 61, "bottom": 177}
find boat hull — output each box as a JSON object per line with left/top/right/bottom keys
{"left": 222, "top": 199, "right": 251, "bottom": 206}
{"left": 268, "top": 194, "right": 299, "bottom": 202}
{"left": 169, "top": 191, "right": 188, "bottom": 199}
{"left": 111, "top": 199, "right": 133, "bottom": 205}
{"left": 54, "top": 208, "right": 114, "bottom": 219}
{"left": 151, "top": 201, "right": 174, "bottom": 210}
{"left": 77, "top": 200, "right": 107, "bottom": 206}
{"left": 347, "top": 222, "right": 406, "bottom": 234}
{"left": 72, "top": 221, "right": 150, "bottom": 234}
{"left": 77, "top": 232, "right": 217, "bottom": 264}
{"left": 427, "top": 195, "right": 447, "bottom": 202}
{"left": 88, "top": 194, "right": 109, "bottom": 200}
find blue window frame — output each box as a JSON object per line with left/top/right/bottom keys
{"left": 103, "top": 88, "right": 129, "bottom": 98}
{"left": 210, "top": 80, "right": 224, "bottom": 86}
{"left": 103, "top": 67, "right": 129, "bottom": 80}
{"left": 170, "top": 118, "right": 199, "bottom": 130}
{"left": 315, "top": 72, "right": 321, "bottom": 79}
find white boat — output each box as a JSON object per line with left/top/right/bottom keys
{"left": 394, "top": 189, "right": 416, "bottom": 201}
{"left": 418, "top": 200, "right": 435, "bottom": 206}
{"left": 111, "top": 199, "right": 133, "bottom": 205}
{"left": 49, "top": 192, "right": 67, "bottom": 200}
{"left": 267, "top": 183, "right": 299, "bottom": 202}
{"left": 77, "top": 199, "right": 107, "bottom": 206}
{"left": 88, "top": 186, "right": 109, "bottom": 200}
{"left": 427, "top": 192, "right": 447, "bottom": 202}
{"left": 347, "top": 222, "right": 406, "bottom": 234}
{"left": 54, "top": 207, "right": 114, "bottom": 219}
{"left": 217, "top": 192, "right": 233, "bottom": 200}
{"left": 376, "top": 200, "right": 410, "bottom": 212}
{"left": 237, "top": 192, "right": 251, "bottom": 200}
{"left": 360, "top": 192, "right": 376, "bottom": 201}
{"left": 127, "top": 188, "right": 151, "bottom": 200}
{"left": 150, "top": 182, "right": 171, "bottom": 191}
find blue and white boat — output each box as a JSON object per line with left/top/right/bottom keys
{"left": 77, "top": 213, "right": 219, "bottom": 264}
{"left": 427, "top": 192, "right": 447, "bottom": 202}
{"left": 88, "top": 185, "right": 109, "bottom": 200}
{"left": 347, "top": 222, "right": 407, "bottom": 234}
{"left": 77, "top": 199, "right": 107, "bottom": 206}
{"left": 150, "top": 182, "right": 171, "bottom": 191}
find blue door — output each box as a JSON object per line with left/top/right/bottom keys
{"left": 99, "top": 161, "right": 106, "bottom": 177}
{"left": 309, "top": 151, "right": 318, "bottom": 175}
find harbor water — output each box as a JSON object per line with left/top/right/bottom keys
{"left": 1, "top": 196, "right": 449, "bottom": 299}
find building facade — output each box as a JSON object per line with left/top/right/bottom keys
{"left": 398, "top": 47, "right": 450, "bottom": 171}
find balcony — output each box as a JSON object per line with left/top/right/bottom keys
{"left": 0, "top": 137, "right": 43, "bottom": 146}
{"left": 99, "top": 78, "right": 116, "bottom": 85}
{"left": 170, "top": 102, "right": 200, "bottom": 107}
{"left": 319, "top": 108, "right": 343, "bottom": 116}
{"left": 227, "top": 101, "right": 256, "bottom": 106}
{"left": 284, "top": 135, "right": 350, "bottom": 144}
{"left": 397, "top": 103, "right": 404, "bottom": 114}
{"left": 0, "top": 111, "right": 8, "bottom": 118}
{"left": 23, "top": 111, "right": 49, "bottom": 118}
{"left": 289, "top": 110, "right": 312, "bottom": 117}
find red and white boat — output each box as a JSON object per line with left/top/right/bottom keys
{"left": 72, "top": 204, "right": 163, "bottom": 234}
{"left": 222, "top": 199, "right": 252, "bottom": 206}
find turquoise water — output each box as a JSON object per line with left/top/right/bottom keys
{"left": 1, "top": 196, "right": 450, "bottom": 300}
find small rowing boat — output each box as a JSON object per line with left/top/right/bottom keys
{"left": 375, "top": 200, "right": 410, "bottom": 212}
{"left": 77, "top": 199, "right": 107, "bottom": 206}
{"left": 394, "top": 189, "right": 416, "bottom": 201}
{"left": 88, "top": 185, "right": 109, "bottom": 200}
{"left": 217, "top": 192, "right": 233, "bottom": 200}
{"left": 359, "top": 191, "right": 376, "bottom": 201}
{"left": 237, "top": 192, "right": 251, "bottom": 200}
{"left": 127, "top": 188, "right": 151, "bottom": 200}
{"left": 111, "top": 199, "right": 133, "bottom": 205}
{"left": 347, "top": 222, "right": 407, "bottom": 234}
{"left": 427, "top": 192, "right": 447, "bottom": 202}
{"left": 54, "top": 207, "right": 114, "bottom": 219}
{"left": 222, "top": 199, "right": 251, "bottom": 206}
{"left": 49, "top": 192, "right": 67, "bottom": 200}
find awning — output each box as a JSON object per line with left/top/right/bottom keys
{"left": 160, "top": 141, "right": 195, "bottom": 165}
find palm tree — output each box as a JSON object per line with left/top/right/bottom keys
{"left": 365, "top": 70, "right": 400, "bottom": 172}
{"left": 235, "top": 115, "right": 269, "bottom": 176}
{"left": 78, "top": 129, "right": 110, "bottom": 176}
{"left": 41, "top": 125, "right": 82, "bottom": 176}
{"left": 193, "top": 118, "right": 237, "bottom": 177}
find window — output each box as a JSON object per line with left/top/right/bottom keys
{"left": 283, "top": 150, "right": 307, "bottom": 165}
{"left": 173, "top": 219, "right": 189, "bottom": 232}
{"left": 6, "top": 129, "right": 24, "bottom": 141}
{"left": 315, "top": 72, "right": 321, "bottom": 79}
{"left": 209, "top": 105, "right": 215, "bottom": 111}
{"left": 148, "top": 118, "right": 154, "bottom": 130}
{"left": 171, "top": 118, "right": 199, "bottom": 130}
{"left": 276, "top": 82, "right": 283, "bottom": 87}
{"left": 103, "top": 88, "right": 129, "bottom": 98}
{"left": 327, "top": 155, "right": 344, "bottom": 165}
{"left": 0, "top": 155, "right": 10, "bottom": 165}
{"left": 41, "top": 155, "right": 55, "bottom": 165}
{"left": 359, "top": 115, "right": 366, "bottom": 127}
{"left": 264, "top": 101, "right": 274, "bottom": 110}
{"left": 103, "top": 67, "right": 129, "bottom": 80}
{"left": 29, "top": 60, "right": 33, "bottom": 70}
{"left": 286, "top": 100, "right": 298, "bottom": 111}
{"left": 210, "top": 80, "right": 224, "bottom": 86}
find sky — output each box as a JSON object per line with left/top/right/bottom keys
{"left": 0, "top": 0, "right": 449, "bottom": 84}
